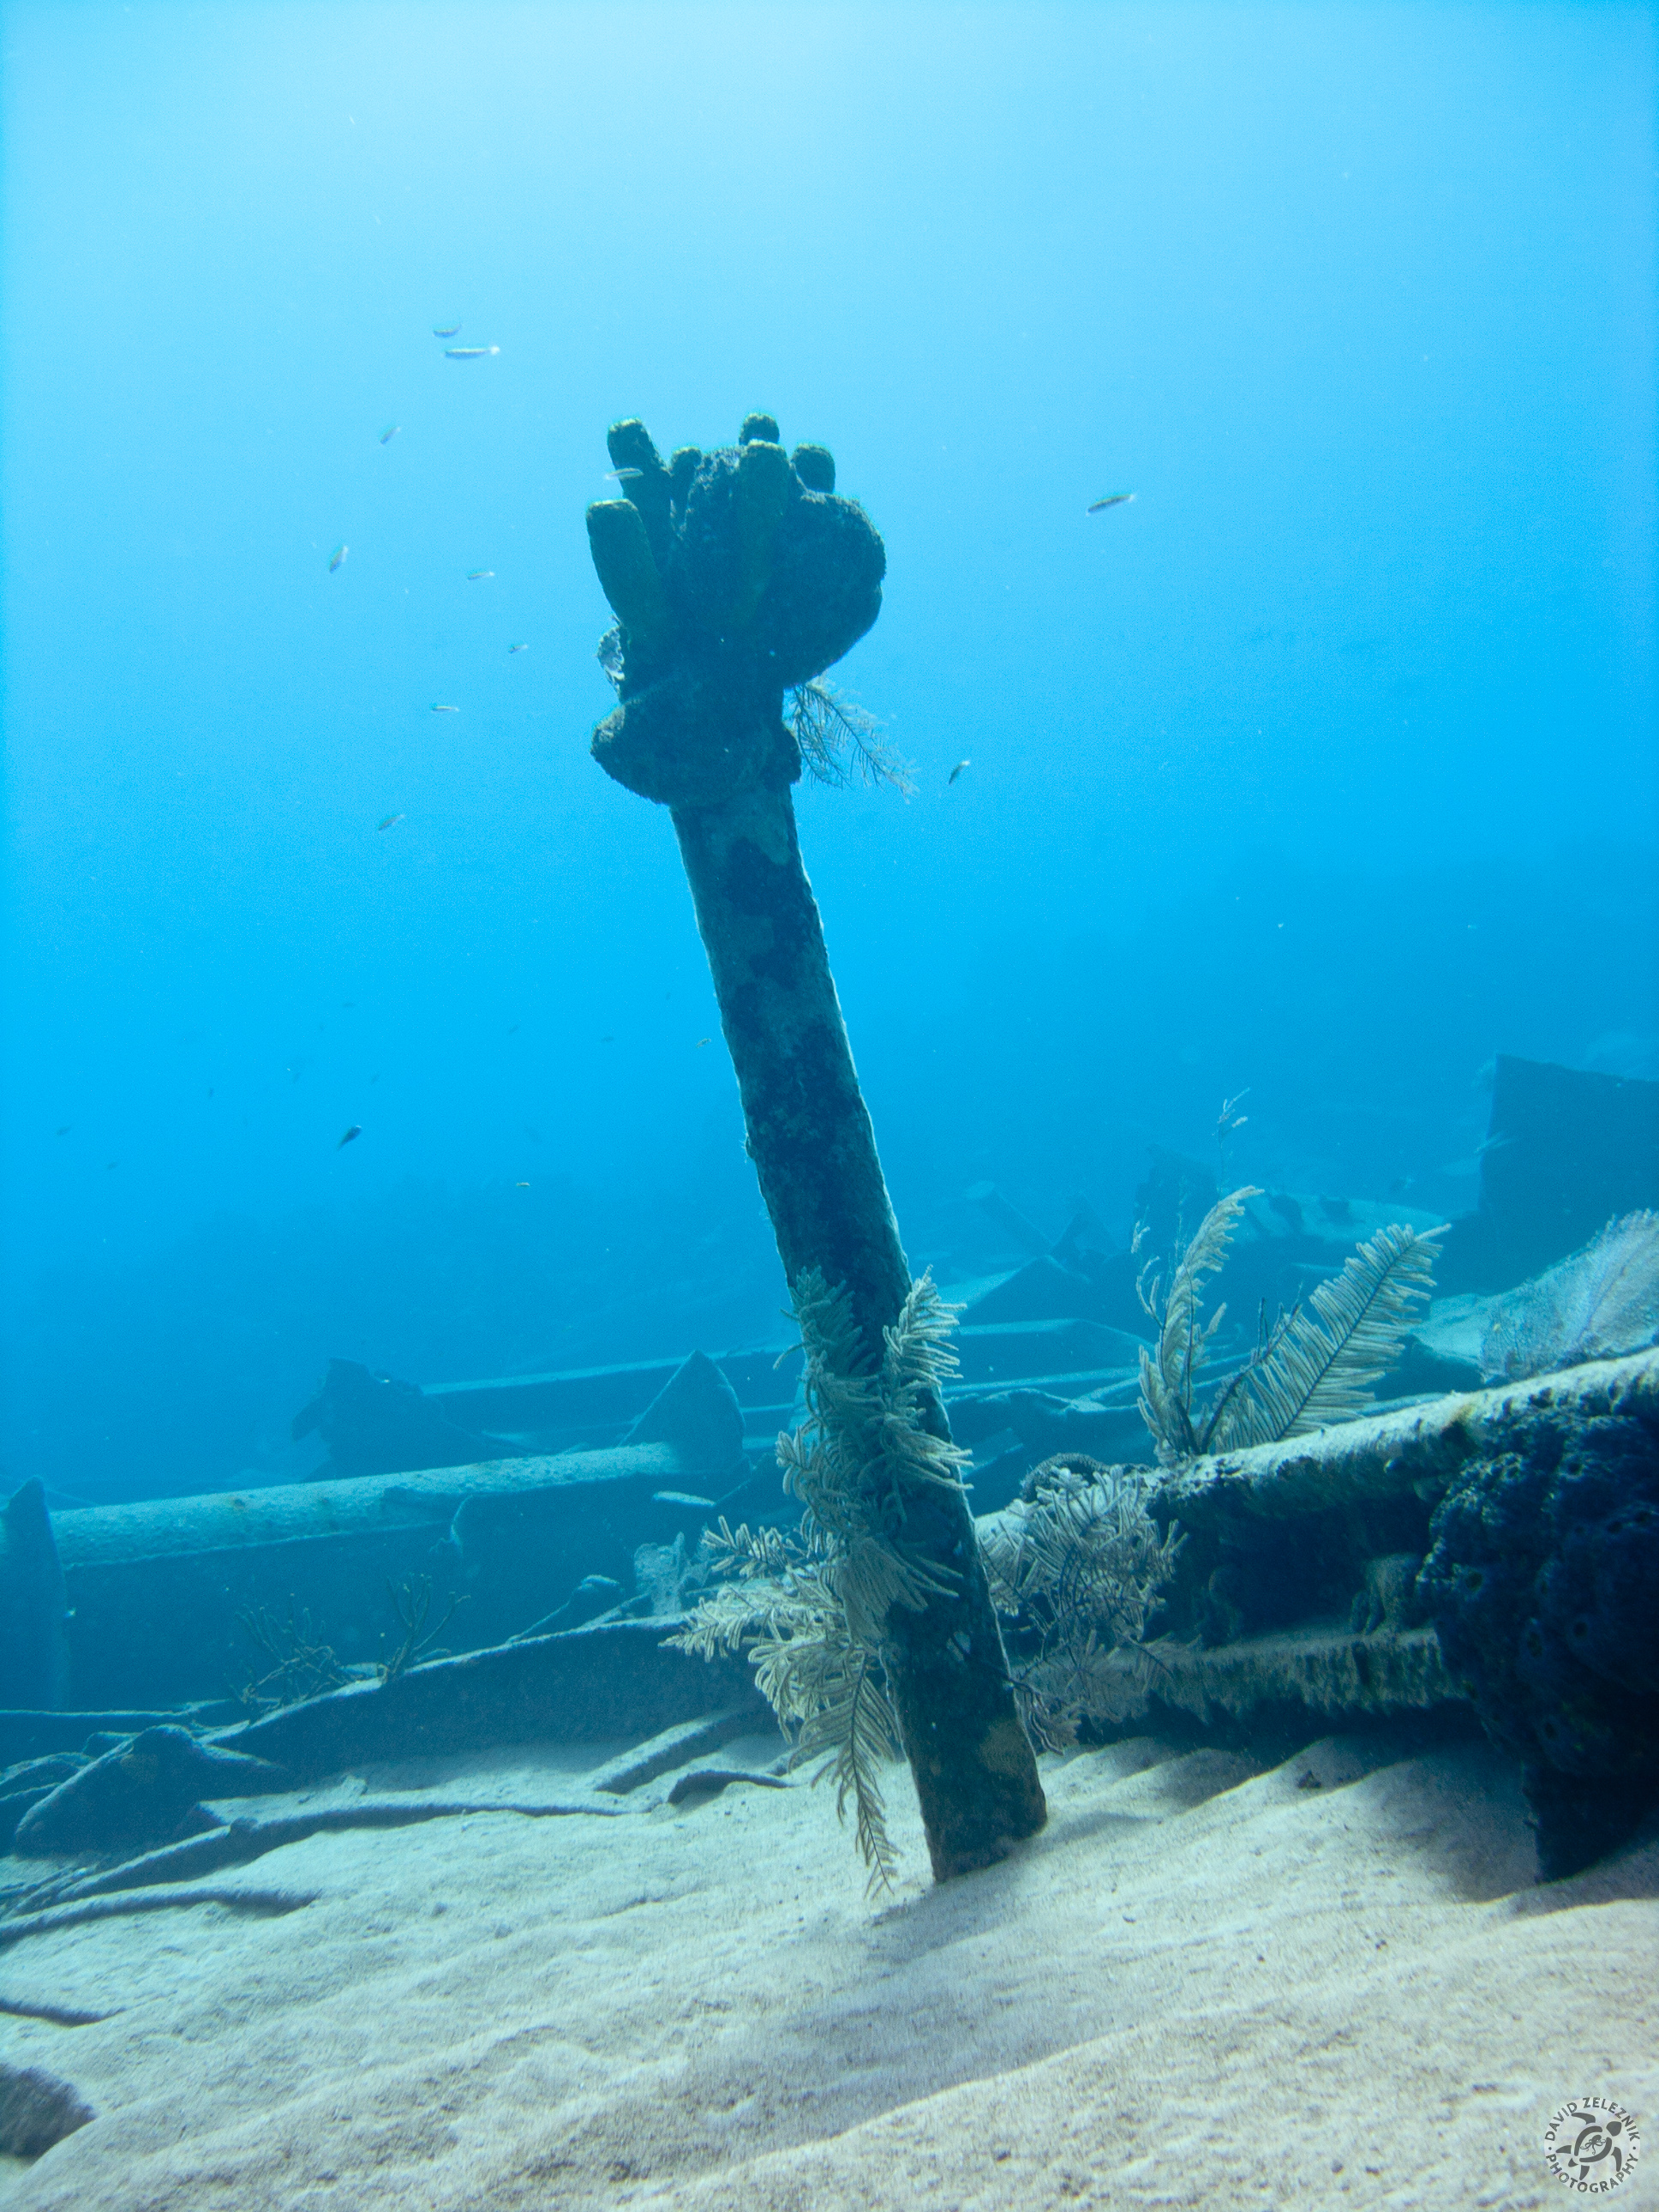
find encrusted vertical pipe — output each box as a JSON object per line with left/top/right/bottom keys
{"left": 585, "top": 415, "right": 1046, "bottom": 1877}
{"left": 0, "top": 1479, "right": 70, "bottom": 1711}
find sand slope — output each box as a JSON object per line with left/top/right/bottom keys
{"left": 1, "top": 1725, "right": 1653, "bottom": 2210}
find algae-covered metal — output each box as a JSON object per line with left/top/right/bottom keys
{"left": 584, "top": 413, "right": 1045, "bottom": 1879}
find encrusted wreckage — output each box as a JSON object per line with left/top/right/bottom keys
{"left": 583, "top": 412, "right": 1046, "bottom": 1881}
{"left": 2, "top": 1352, "right": 1655, "bottom": 1895}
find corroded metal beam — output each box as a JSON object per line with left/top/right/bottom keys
{"left": 1147, "top": 1349, "right": 1659, "bottom": 1526}
{"left": 584, "top": 414, "right": 1045, "bottom": 1878}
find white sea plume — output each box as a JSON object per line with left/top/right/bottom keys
{"left": 1480, "top": 1211, "right": 1659, "bottom": 1382}
{"left": 1136, "top": 1190, "right": 1443, "bottom": 1463}
{"left": 980, "top": 1460, "right": 1183, "bottom": 1747}
{"left": 668, "top": 1268, "right": 965, "bottom": 1891}
{"left": 788, "top": 680, "right": 914, "bottom": 796}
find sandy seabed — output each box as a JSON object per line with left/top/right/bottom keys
{"left": 0, "top": 1723, "right": 1653, "bottom": 2211}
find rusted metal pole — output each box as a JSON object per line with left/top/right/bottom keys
{"left": 584, "top": 414, "right": 1045, "bottom": 1877}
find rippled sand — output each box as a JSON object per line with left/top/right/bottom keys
{"left": 2, "top": 1723, "right": 1654, "bottom": 2210}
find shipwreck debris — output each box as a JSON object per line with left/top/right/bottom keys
{"left": 584, "top": 411, "right": 1045, "bottom": 1880}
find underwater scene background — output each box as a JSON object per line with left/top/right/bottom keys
{"left": 3, "top": 0, "right": 1655, "bottom": 1504}
{"left": 3, "top": 12, "right": 1658, "bottom": 2209}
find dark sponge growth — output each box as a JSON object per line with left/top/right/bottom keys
{"left": 586, "top": 417, "right": 884, "bottom": 810}
{"left": 1419, "top": 1406, "right": 1659, "bottom": 1879}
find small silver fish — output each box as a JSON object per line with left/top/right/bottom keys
{"left": 379, "top": 423, "right": 399, "bottom": 445}
{"left": 328, "top": 543, "right": 348, "bottom": 572}
{"left": 377, "top": 812, "right": 404, "bottom": 831}
{"left": 466, "top": 568, "right": 494, "bottom": 581}
{"left": 606, "top": 466, "right": 644, "bottom": 481}
{"left": 1087, "top": 492, "right": 1135, "bottom": 513}
{"left": 948, "top": 758, "right": 971, "bottom": 783}
{"left": 652, "top": 1491, "right": 716, "bottom": 1509}
{"left": 433, "top": 323, "right": 461, "bottom": 338}
{"left": 338, "top": 1124, "right": 362, "bottom": 1148}
{"left": 431, "top": 702, "right": 459, "bottom": 714}
{"left": 445, "top": 345, "right": 499, "bottom": 360}
{"left": 507, "top": 642, "right": 529, "bottom": 654}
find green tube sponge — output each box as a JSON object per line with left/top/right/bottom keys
{"left": 730, "top": 438, "right": 794, "bottom": 628}
{"left": 791, "top": 443, "right": 835, "bottom": 493}
{"left": 607, "top": 417, "right": 674, "bottom": 567}
{"left": 585, "top": 500, "right": 668, "bottom": 641}
{"left": 588, "top": 413, "right": 884, "bottom": 806}
{"left": 668, "top": 446, "right": 702, "bottom": 519}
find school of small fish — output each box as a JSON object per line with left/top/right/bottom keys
{"left": 334, "top": 316, "right": 519, "bottom": 833}
{"left": 315, "top": 328, "right": 1141, "bottom": 1150}
{"left": 343, "top": 329, "right": 1135, "bottom": 839}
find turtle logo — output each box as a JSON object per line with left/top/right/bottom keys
{"left": 1543, "top": 2096, "right": 1641, "bottom": 2192}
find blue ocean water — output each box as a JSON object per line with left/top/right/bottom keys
{"left": 2, "top": 1, "right": 1654, "bottom": 1506}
